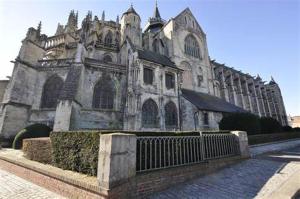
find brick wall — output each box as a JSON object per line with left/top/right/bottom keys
{"left": 0, "top": 158, "right": 107, "bottom": 199}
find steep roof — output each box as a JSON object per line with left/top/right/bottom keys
{"left": 122, "top": 5, "right": 140, "bottom": 18}
{"left": 137, "top": 49, "right": 178, "bottom": 69}
{"left": 153, "top": 3, "right": 161, "bottom": 19}
{"left": 181, "top": 89, "right": 246, "bottom": 113}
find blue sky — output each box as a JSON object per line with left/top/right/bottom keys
{"left": 0, "top": 0, "right": 299, "bottom": 116}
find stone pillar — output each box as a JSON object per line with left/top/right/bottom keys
{"left": 250, "top": 80, "right": 261, "bottom": 116}
{"left": 220, "top": 69, "right": 229, "bottom": 102}
{"left": 230, "top": 131, "right": 250, "bottom": 158}
{"left": 228, "top": 72, "right": 238, "bottom": 105}
{"left": 97, "top": 133, "right": 137, "bottom": 189}
{"left": 53, "top": 100, "right": 80, "bottom": 131}
{"left": 237, "top": 75, "right": 245, "bottom": 109}
{"left": 243, "top": 77, "right": 253, "bottom": 112}
{"left": 256, "top": 86, "right": 266, "bottom": 117}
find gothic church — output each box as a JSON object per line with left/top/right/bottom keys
{"left": 0, "top": 3, "right": 288, "bottom": 144}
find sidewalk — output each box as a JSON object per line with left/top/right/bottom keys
{"left": 0, "top": 169, "right": 65, "bottom": 199}
{"left": 151, "top": 139, "right": 300, "bottom": 199}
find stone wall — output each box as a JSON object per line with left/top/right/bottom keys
{"left": 0, "top": 80, "right": 8, "bottom": 102}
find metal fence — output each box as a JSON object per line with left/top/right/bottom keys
{"left": 136, "top": 134, "right": 240, "bottom": 172}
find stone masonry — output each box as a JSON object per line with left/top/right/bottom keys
{"left": 0, "top": 3, "right": 288, "bottom": 145}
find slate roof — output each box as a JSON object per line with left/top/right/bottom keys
{"left": 181, "top": 89, "right": 247, "bottom": 113}
{"left": 123, "top": 5, "right": 140, "bottom": 18}
{"left": 137, "top": 49, "right": 178, "bottom": 69}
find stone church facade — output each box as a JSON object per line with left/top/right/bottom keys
{"left": 0, "top": 4, "right": 288, "bottom": 143}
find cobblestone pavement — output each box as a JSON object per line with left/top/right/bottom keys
{"left": 0, "top": 169, "right": 65, "bottom": 199}
{"left": 151, "top": 140, "right": 300, "bottom": 199}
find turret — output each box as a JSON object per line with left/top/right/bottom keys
{"left": 102, "top": 10, "right": 105, "bottom": 21}
{"left": 144, "top": 1, "right": 164, "bottom": 33}
{"left": 80, "top": 11, "right": 93, "bottom": 42}
{"left": 120, "top": 4, "right": 142, "bottom": 47}
{"left": 65, "top": 10, "right": 78, "bottom": 33}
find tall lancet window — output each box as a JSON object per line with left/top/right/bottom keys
{"left": 142, "top": 99, "right": 159, "bottom": 128}
{"left": 165, "top": 101, "right": 178, "bottom": 128}
{"left": 104, "top": 31, "right": 113, "bottom": 45}
{"left": 184, "top": 34, "right": 201, "bottom": 58}
{"left": 41, "top": 75, "right": 64, "bottom": 108}
{"left": 93, "top": 75, "right": 115, "bottom": 109}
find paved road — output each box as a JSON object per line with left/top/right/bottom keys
{"left": 151, "top": 140, "right": 300, "bottom": 199}
{"left": 0, "top": 169, "right": 64, "bottom": 199}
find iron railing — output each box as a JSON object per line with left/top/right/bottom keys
{"left": 136, "top": 134, "right": 240, "bottom": 172}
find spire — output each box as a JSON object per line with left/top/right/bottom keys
{"left": 37, "top": 21, "right": 42, "bottom": 34}
{"left": 144, "top": 0, "right": 164, "bottom": 33}
{"left": 116, "top": 15, "right": 119, "bottom": 24}
{"left": 271, "top": 76, "right": 275, "bottom": 81}
{"left": 270, "top": 76, "right": 277, "bottom": 85}
{"left": 256, "top": 74, "right": 262, "bottom": 81}
{"left": 102, "top": 10, "right": 105, "bottom": 21}
{"left": 75, "top": 11, "right": 78, "bottom": 28}
{"left": 153, "top": 0, "right": 161, "bottom": 19}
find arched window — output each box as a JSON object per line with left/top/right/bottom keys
{"left": 142, "top": 99, "right": 158, "bottom": 128}
{"left": 165, "top": 101, "right": 178, "bottom": 128}
{"left": 203, "top": 112, "right": 209, "bottom": 125}
{"left": 104, "top": 31, "right": 113, "bottom": 45}
{"left": 152, "top": 39, "right": 159, "bottom": 53}
{"left": 93, "top": 75, "right": 115, "bottom": 109}
{"left": 184, "top": 34, "right": 200, "bottom": 58}
{"left": 41, "top": 75, "right": 64, "bottom": 108}
{"left": 103, "top": 55, "right": 112, "bottom": 62}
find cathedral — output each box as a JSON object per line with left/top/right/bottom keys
{"left": 0, "top": 3, "right": 288, "bottom": 144}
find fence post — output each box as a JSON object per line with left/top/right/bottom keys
{"left": 97, "top": 133, "right": 137, "bottom": 190}
{"left": 199, "top": 131, "right": 205, "bottom": 161}
{"left": 230, "top": 131, "right": 250, "bottom": 158}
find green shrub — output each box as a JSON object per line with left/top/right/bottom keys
{"left": 293, "top": 127, "right": 300, "bottom": 132}
{"left": 50, "top": 131, "right": 101, "bottom": 176}
{"left": 219, "top": 112, "right": 261, "bottom": 135}
{"left": 248, "top": 132, "right": 300, "bottom": 145}
{"left": 50, "top": 130, "right": 232, "bottom": 175}
{"left": 12, "top": 123, "right": 52, "bottom": 149}
{"left": 282, "top": 125, "right": 293, "bottom": 132}
{"left": 260, "top": 117, "right": 282, "bottom": 134}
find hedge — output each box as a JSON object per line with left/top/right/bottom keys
{"left": 219, "top": 113, "right": 261, "bottom": 135}
{"left": 248, "top": 132, "right": 300, "bottom": 145}
{"left": 50, "top": 130, "right": 230, "bottom": 176}
{"left": 260, "top": 117, "right": 282, "bottom": 134}
{"left": 50, "top": 131, "right": 100, "bottom": 176}
{"left": 12, "top": 123, "right": 52, "bottom": 149}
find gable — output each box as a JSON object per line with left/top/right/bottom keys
{"left": 174, "top": 8, "right": 205, "bottom": 36}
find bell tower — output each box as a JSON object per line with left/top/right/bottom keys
{"left": 120, "top": 4, "right": 142, "bottom": 47}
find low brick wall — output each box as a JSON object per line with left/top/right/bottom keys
{"left": 0, "top": 150, "right": 108, "bottom": 199}
{"left": 109, "top": 156, "right": 244, "bottom": 198}
{"left": 248, "top": 132, "right": 300, "bottom": 145}
{"left": 0, "top": 149, "right": 243, "bottom": 199}
{"left": 22, "top": 138, "right": 52, "bottom": 164}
